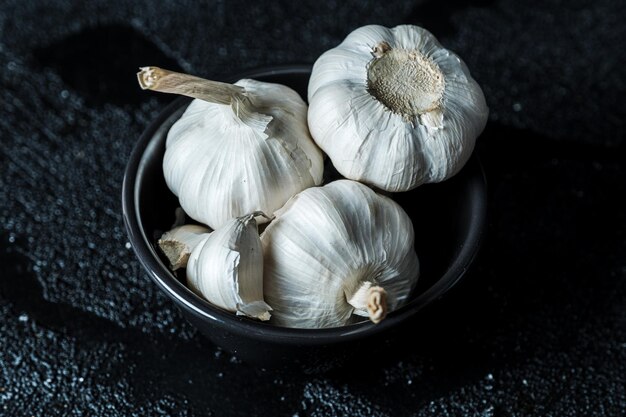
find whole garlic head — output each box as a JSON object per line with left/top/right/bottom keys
{"left": 307, "top": 24, "right": 488, "bottom": 192}
{"left": 186, "top": 212, "right": 272, "bottom": 321}
{"left": 261, "top": 180, "right": 419, "bottom": 329}
{"left": 138, "top": 67, "right": 324, "bottom": 229}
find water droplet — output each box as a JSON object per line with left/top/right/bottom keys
{"left": 125, "top": 242, "right": 132, "bottom": 249}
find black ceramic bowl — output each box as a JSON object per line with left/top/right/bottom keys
{"left": 122, "top": 65, "right": 487, "bottom": 373}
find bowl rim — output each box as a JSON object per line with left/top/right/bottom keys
{"left": 122, "top": 64, "right": 487, "bottom": 344}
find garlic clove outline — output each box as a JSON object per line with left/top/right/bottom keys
{"left": 307, "top": 24, "right": 488, "bottom": 192}
{"left": 261, "top": 180, "right": 419, "bottom": 329}
{"left": 137, "top": 67, "right": 324, "bottom": 230}
{"left": 158, "top": 224, "right": 212, "bottom": 270}
{"left": 186, "top": 212, "right": 272, "bottom": 321}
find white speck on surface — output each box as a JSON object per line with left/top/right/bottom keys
{"left": 482, "top": 405, "right": 495, "bottom": 416}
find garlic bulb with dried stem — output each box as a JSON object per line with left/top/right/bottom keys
{"left": 261, "top": 180, "right": 419, "bottom": 328}
{"left": 138, "top": 67, "right": 324, "bottom": 229}
{"left": 307, "top": 24, "right": 488, "bottom": 192}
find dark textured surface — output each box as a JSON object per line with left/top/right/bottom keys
{"left": 1, "top": 0, "right": 625, "bottom": 415}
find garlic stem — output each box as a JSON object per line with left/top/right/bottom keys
{"left": 137, "top": 66, "right": 245, "bottom": 105}
{"left": 347, "top": 281, "right": 388, "bottom": 324}
{"left": 367, "top": 286, "right": 388, "bottom": 324}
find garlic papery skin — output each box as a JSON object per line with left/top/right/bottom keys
{"left": 261, "top": 180, "right": 419, "bottom": 329}
{"left": 307, "top": 25, "right": 488, "bottom": 192}
{"left": 158, "top": 224, "right": 212, "bottom": 270}
{"left": 186, "top": 212, "right": 272, "bottom": 321}
{"left": 138, "top": 67, "right": 324, "bottom": 230}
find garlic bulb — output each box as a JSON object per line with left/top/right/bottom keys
{"left": 261, "top": 180, "right": 419, "bottom": 328}
{"left": 186, "top": 212, "right": 272, "bottom": 321}
{"left": 158, "top": 224, "right": 211, "bottom": 270}
{"left": 307, "top": 24, "right": 488, "bottom": 192}
{"left": 137, "top": 67, "right": 324, "bottom": 229}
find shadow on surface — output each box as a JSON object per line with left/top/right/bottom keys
{"left": 404, "top": 0, "right": 496, "bottom": 36}
{"left": 0, "top": 234, "right": 138, "bottom": 340}
{"left": 34, "top": 24, "right": 182, "bottom": 105}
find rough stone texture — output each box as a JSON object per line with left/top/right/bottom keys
{"left": 1, "top": 0, "right": 625, "bottom": 416}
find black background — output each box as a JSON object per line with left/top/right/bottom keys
{"left": 1, "top": 0, "right": 625, "bottom": 415}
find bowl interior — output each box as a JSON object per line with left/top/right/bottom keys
{"left": 124, "top": 66, "right": 486, "bottom": 340}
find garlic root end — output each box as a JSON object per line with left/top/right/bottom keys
{"left": 157, "top": 224, "right": 211, "bottom": 271}
{"left": 158, "top": 239, "right": 189, "bottom": 270}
